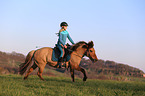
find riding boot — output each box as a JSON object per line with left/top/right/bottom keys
{"left": 57, "top": 57, "right": 63, "bottom": 68}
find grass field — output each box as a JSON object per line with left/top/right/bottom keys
{"left": 0, "top": 75, "right": 145, "bottom": 96}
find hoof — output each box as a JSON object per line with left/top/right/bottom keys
{"left": 41, "top": 79, "right": 46, "bottom": 81}
{"left": 24, "top": 76, "right": 28, "bottom": 80}
{"left": 83, "top": 77, "right": 87, "bottom": 81}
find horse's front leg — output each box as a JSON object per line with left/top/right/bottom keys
{"left": 70, "top": 68, "right": 75, "bottom": 82}
{"left": 81, "top": 68, "right": 87, "bottom": 81}
{"left": 77, "top": 67, "right": 87, "bottom": 81}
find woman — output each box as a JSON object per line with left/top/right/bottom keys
{"left": 57, "top": 22, "right": 75, "bottom": 68}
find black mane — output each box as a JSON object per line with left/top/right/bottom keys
{"left": 71, "top": 41, "right": 87, "bottom": 51}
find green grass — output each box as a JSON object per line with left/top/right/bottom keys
{"left": 0, "top": 75, "right": 145, "bottom": 96}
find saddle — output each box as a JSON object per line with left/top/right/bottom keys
{"left": 52, "top": 44, "right": 72, "bottom": 62}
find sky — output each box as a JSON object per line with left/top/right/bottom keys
{"left": 0, "top": 0, "right": 145, "bottom": 72}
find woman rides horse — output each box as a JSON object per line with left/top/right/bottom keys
{"left": 19, "top": 41, "right": 98, "bottom": 82}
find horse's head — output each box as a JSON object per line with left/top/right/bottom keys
{"left": 83, "top": 41, "right": 98, "bottom": 62}
{"left": 71, "top": 41, "right": 98, "bottom": 62}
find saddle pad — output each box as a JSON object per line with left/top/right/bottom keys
{"left": 52, "top": 48, "right": 71, "bottom": 62}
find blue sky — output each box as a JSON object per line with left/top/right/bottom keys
{"left": 0, "top": 0, "right": 145, "bottom": 72}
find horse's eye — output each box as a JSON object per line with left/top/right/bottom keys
{"left": 90, "top": 50, "right": 93, "bottom": 52}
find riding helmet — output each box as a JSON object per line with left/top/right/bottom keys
{"left": 60, "top": 22, "right": 68, "bottom": 27}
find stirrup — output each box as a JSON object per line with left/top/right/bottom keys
{"left": 57, "top": 62, "right": 65, "bottom": 68}
{"left": 57, "top": 62, "right": 61, "bottom": 68}
{"left": 61, "top": 63, "right": 66, "bottom": 68}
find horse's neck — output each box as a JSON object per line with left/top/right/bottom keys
{"left": 73, "top": 48, "right": 86, "bottom": 58}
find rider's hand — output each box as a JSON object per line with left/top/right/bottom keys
{"left": 64, "top": 45, "right": 67, "bottom": 48}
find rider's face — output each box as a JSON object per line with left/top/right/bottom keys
{"left": 62, "top": 26, "right": 67, "bottom": 30}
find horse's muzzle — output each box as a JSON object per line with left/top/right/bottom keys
{"left": 93, "top": 59, "right": 98, "bottom": 63}
{"left": 90, "top": 57, "right": 98, "bottom": 63}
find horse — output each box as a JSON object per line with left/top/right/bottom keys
{"left": 19, "top": 41, "right": 98, "bottom": 82}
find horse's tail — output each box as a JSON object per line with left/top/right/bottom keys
{"left": 19, "top": 50, "right": 35, "bottom": 75}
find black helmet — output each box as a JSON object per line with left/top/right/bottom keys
{"left": 60, "top": 22, "right": 68, "bottom": 27}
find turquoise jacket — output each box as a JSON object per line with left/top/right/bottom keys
{"left": 57, "top": 30, "right": 74, "bottom": 46}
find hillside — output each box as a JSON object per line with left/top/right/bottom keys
{"left": 80, "top": 58, "right": 144, "bottom": 77}
{"left": 0, "top": 51, "right": 25, "bottom": 74}
{"left": 0, "top": 51, "right": 144, "bottom": 80}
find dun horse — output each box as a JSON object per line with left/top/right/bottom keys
{"left": 19, "top": 41, "right": 98, "bottom": 82}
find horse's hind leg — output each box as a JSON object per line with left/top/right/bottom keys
{"left": 24, "top": 63, "right": 37, "bottom": 80}
{"left": 70, "top": 68, "right": 75, "bottom": 82}
{"left": 37, "top": 65, "right": 45, "bottom": 81}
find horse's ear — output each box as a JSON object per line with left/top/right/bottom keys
{"left": 88, "top": 41, "right": 94, "bottom": 48}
